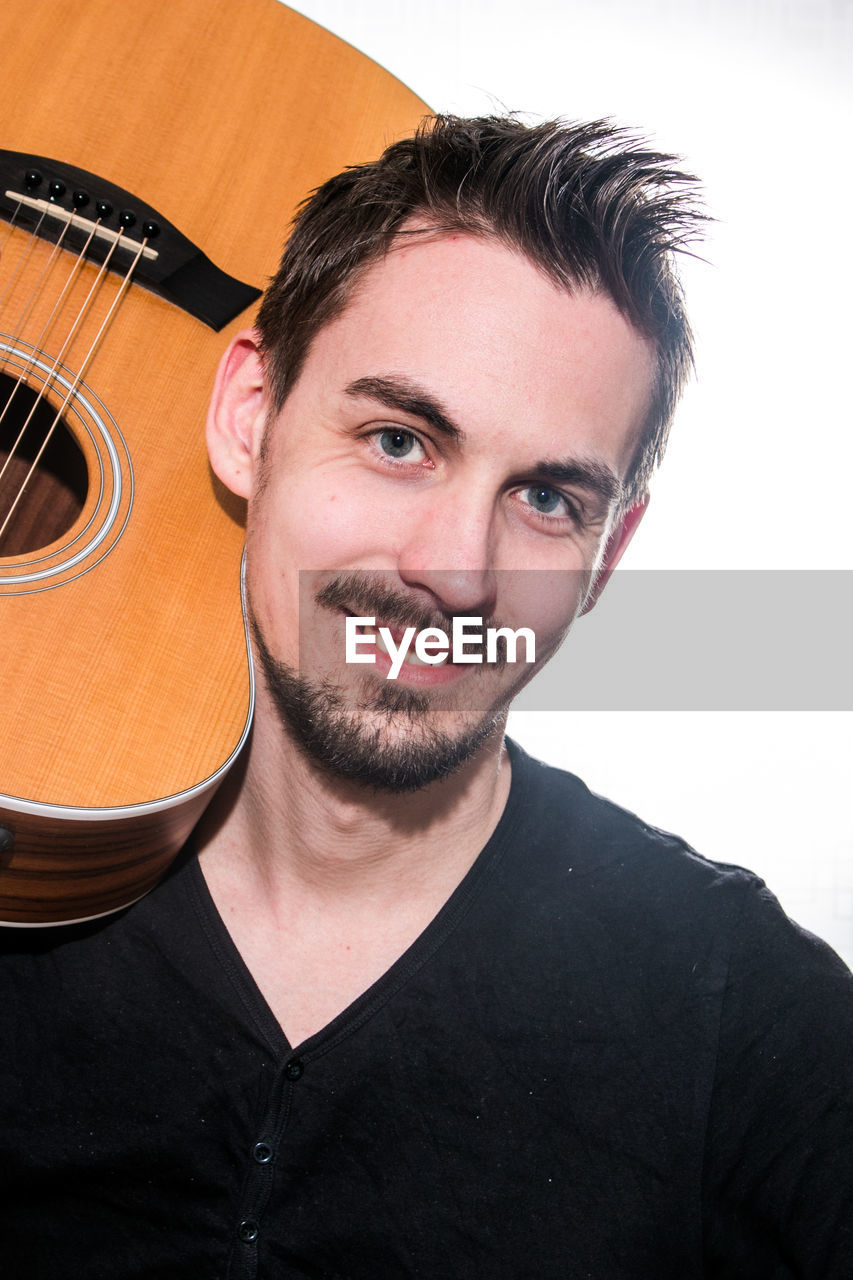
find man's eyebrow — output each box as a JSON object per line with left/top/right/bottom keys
{"left": 345, "top": 375, "right": 463, "bottom": 444}
{"left": 346, "top": 375, "right": 623, "bottom": 506}
{"left": 533, "top": 458, "right": 624, "bottom": 508}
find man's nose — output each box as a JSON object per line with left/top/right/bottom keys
{"left": 396, "top": 493, "right": 498, "bottom": 618}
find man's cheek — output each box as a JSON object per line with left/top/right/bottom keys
{"left": 504, "top": 570, "right": 588, "bottom": 651}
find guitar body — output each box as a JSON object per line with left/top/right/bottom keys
{"left": 0, "top": 0, "right": 427, "bottom": 923}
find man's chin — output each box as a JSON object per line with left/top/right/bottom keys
{"left": 252, "top": 621, "right": 505, "bottom": 792}
{"left": 293, "top": 700, "right": 504, "bottom": 793}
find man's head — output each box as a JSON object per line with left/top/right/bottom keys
{"left": 256, "top": 113, "right": 702, "bottom": 510}
{"left": 208, "top": 114, "right": 702, "bottom": 792}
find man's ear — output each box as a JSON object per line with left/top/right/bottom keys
{"left": 580, "top": 497, "right": 648, "bottom": 616}
{"left": 206, "top": 329, "right": 268, "bottom": 499}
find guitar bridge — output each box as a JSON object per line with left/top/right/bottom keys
{"left": 0, "top": 150, "right": 261, "bottom": 330}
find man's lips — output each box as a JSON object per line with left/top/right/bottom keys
{"left": 355, "top": 618, "right": 442, "bottom": 667}
{"left": 348, "top": 613, "right": 469, "bottom": 686}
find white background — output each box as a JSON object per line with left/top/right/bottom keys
{"left": 287, "top": 0, "right": 852, "bottom": 963}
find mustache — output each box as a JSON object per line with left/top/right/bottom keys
{"left": 315, "top": 573, "right": 507, "bottom": 665}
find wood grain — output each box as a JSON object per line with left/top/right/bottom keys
{"left": 0, "top": 0, "right": 428, "bottom": 922}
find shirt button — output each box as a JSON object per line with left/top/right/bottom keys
{"left": 238, "top": 1219, "right": 259, "bottom": 1243}
{"left": 284, "top": 1058, "right": 304, "bottom": 1081}
{"left": 252, "top": 1141, "right": 273, "bottom": 1164}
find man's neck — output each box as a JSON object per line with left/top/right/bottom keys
{"left": 194, "top": 703, "right": 512, "bottom": 1045}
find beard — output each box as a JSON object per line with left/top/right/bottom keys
{"left": 248, "top": 574, "right": 508, "bottom": 793}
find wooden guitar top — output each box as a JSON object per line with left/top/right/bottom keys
{"left": 0, "top": 0, "right": 428, "bottom": 921}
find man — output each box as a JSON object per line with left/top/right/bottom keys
{"left": 2, "top": 115, "right": 851, "bottom": 1278}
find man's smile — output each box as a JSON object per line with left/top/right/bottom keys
{"left": 349, "top": 612, "right": 474, "bottom": 686}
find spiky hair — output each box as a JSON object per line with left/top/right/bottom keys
{"left": 257, "top": 114, "right": 705, "bottom": 505}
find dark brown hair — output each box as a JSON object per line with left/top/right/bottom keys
{"left": 256, "top": 114, "right": 704, "bottom": 506}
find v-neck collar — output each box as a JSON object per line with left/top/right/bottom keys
{"left": 185, "top": 738, "right": 530, "bottom": 1058}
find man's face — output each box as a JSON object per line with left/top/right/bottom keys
{"left": 242, "top": 231, "right": 655, "bottom": 789}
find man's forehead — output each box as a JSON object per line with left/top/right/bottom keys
{"left": 264, "top": 229, "right": 656, "bottom": 488}
{"left": 308, "top": 230, "right": 654, "bottom": 381}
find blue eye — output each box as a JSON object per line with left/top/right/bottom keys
{"left": 378, "top": 428, "right": 418, "bottom": 459}
{"left": 524, "top": 485, "right": 563, "bottom": 514}
{"left": 517, "top": 484, "right": 583, "bottom": 529}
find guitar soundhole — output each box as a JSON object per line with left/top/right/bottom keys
{"left": 0, "top": 372, "right": 88, "bottom": 556}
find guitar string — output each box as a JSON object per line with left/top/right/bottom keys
{"left": 0, "top": 234, "right": 148, "bottom": 544}
{"left": 0, "top": 218, "right": 102, "bottom": 459}
{"left": 0, "top": 205, "right": 49, "bottom": 320}
{"left": 0, "top": 227, "right": 123, "bottom": 497}
{"left": 1, "top": 214, "right": 74, "bottom": 362}
{"left": 0, "top": 216, "right": 76, "bottom": 426}
{"left": 0, "top": 198, "right": 24, "bottom": 260}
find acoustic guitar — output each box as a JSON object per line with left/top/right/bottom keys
{"left": 0, "top": 0, "right": 427, "bottom": 924}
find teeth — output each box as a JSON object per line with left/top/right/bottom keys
{"left": 354, "top": 621, "right": 428, "bottom": 665}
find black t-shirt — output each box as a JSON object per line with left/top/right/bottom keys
{"left": 1, "top": 740, "right": 852, "bottom": 1279}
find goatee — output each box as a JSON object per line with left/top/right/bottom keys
{"left": 248, "top": 580, "right": 504, "bottom": 792}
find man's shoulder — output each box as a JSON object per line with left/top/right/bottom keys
{"left": 0, "top": 843, "right": 200, "bottom": 976}
{"left": 508, "top": 736, "right": 757, "bottom": 902}
{"left": 504, "top": 738, "right": 852, "bottom": 980}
